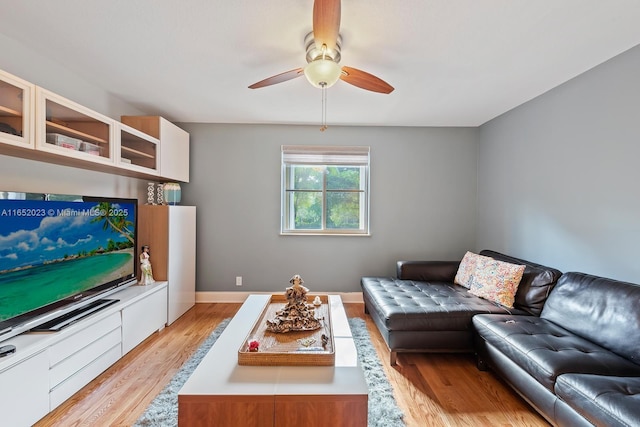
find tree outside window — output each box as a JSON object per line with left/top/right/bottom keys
{"left": 281, "top": 146, "right": 370, "bottom": 235}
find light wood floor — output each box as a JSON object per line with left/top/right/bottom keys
{"left": 35, "top": 303, "right": 549, "bottom": 427}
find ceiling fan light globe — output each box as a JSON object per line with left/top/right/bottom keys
{"left": 304, "top": 59, "right": 342, "bottom": 88}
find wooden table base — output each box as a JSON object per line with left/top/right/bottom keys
{"left": 179, "top": 394, "right": 367, "bottom": 427}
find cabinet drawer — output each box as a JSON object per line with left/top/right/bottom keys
{"left": 0, "top": 351, "right": 49, "bottom": 427}
{"left": 49, "top": 311, "right": 121, "bottom": 366}
{"left": 50, "top": 344, "right": 121, "bottom": 410}
{"left": 50, "top": 327, "right": 122, "bottom": 388}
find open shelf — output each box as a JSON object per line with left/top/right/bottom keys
{"left": 121, "top": 145, "right": 155, "bottom": 159}
{"left": 0, "top": 105, "right": 21, "bottom": 117}
{"left": 46, "top": 120, "right": 108, "bottom": 145}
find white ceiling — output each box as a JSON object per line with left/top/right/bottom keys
{"left": 1, "top": 0, "right": 640, "bottom": 127}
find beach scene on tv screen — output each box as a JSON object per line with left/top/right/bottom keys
{"left": 0, "top": 200, "right": 135, "bottom": 321}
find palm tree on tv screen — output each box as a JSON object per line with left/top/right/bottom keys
{"left": 91, "top": 202, "right": 134, "bottom": 245}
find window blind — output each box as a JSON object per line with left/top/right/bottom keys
{"left": 281, "top": 145, "right": 370, "bottom": 165}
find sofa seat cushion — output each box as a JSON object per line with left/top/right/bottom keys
{"left": 555, "top": 374, "right": 640, "bottom": 427}
{"left": 361, "top": 277, "right": 522, "bottom": 332}
{"left": 473, "top": 314, "right": 640, "bottom": 392}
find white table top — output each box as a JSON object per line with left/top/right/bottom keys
{"left": 178, "top": 294, "right": 368, "bottom": 397}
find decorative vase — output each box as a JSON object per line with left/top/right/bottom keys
{"left": 163, "top": 182, "right": 181, "bottom": 205}
{"left": 156, "top": 183, "right": 164, "bottom": 205}
{"left": 146, "top": 182, "right": 156, "bottom": 205}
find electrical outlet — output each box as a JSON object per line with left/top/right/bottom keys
{"left": 236, "top": 276, "right": 242, "bottom": 286}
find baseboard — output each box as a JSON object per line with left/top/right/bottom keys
{"left": 196, "top": 291, "right": 364, "bottom": 304}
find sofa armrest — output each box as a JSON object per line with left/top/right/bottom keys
{"left": 396, "top": 261, "right": 460, "bottom": 281}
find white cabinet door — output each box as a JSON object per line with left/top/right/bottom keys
{"left": 168, "top": 206, "right": 196, "bottom": 324}
{"left": 121, "top": 285, "right": 168, "bottom": 354}
{"left": 35, "top": 87, "right": 115, "bottom": 165}
{"left": 0, "top": 351, "right": 49, "bottom": 427}
{"left": 0, "top": 69, "right": 34, "bottom": 149}
{"left": 159, "top": 117, "right": 189, "bottom": 182}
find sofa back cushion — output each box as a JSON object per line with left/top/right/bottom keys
{"left": 541, "top": 272, "right": 640, "bottom": 365}
{"left": 479, "top": 250, "right": 562, "bottom": 316}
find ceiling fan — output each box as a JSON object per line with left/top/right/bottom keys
{"left": 248, "top": 0, "right": 394, "bottom": 94}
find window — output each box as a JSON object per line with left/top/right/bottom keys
{"left": 281, "top": 145, "right": 370, "bottom": 235}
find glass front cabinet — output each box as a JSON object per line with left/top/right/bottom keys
{"left": 0, "top": 69, "right": 34, "bottom": 149}
{"left": 35, "top": 87, "right": 115, "bottom": 164}
{"left": 116, "top": 122, "right": 159, "bottom": 174}
{"left": 0, "top": 68, "right": 185, "bottom": 181}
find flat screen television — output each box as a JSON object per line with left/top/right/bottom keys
{"left": 0, "top": 191, "right": 137, "bottom": 342}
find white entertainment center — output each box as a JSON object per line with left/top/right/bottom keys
{"left": 0, "top": 282, "right": 168, "bottom": 426}
{"left": 0, "top": 67, "right": 196, "bottom": 426}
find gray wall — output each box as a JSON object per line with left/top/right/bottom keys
{"left": 6, "top": 25, "right": 638, "bottom": 291}
{"left": 477, "top": 44, "right": 640, "bottom": 283}
{"left": 179, "top": 123, "right": 478, "bottom": 292}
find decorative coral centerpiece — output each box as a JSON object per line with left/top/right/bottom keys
{"left": 265, "top": 275, "right": 322, "bottom": 333}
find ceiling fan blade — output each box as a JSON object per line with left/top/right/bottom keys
{"left": 248, "top": 68, "right": 304, "bottom": 89}
{"left": 340, "top": 66, "right": 394, "bottom": 94}
{"left": 313, "top": 0, "right": 341, "bottom": 51}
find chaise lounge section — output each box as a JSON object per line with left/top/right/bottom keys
{"left": 361, "top": 250, "right": 562, "bottom": 365}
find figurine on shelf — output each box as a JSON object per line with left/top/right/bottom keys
{"left": 139, "top": 245, "right": 155, "bottom": 285}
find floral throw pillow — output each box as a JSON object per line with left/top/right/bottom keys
{"left": 468, "top": 259, "right": 526, "bottom": 308}
{"left": 454, "top": 251, "right": 493, "bottom": 289}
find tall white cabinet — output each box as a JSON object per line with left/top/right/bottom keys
{"left": 138, "top": 205, "right": 196, "bottom": 324}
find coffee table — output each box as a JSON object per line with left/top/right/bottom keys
{"left": 178, "top": 294, "right": 368, "bottom": 427}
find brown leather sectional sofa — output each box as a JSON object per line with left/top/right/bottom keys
{"left": 361, "top": 250, "right": 640, "bottom": 426}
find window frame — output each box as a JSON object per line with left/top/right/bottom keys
{"left": 280, "top": 145, "right": 370, "bottom": 236}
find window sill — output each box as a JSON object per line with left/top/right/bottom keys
{"left": 280, "top": 231, "right": 371, "bottom": 237}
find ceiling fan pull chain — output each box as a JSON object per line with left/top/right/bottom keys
{"left": 320, "top": 83, "right": 328, "bottom": 131}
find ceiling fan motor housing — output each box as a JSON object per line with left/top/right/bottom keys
{"left": 305, "top": 31, "right": 342, "bottom": 64}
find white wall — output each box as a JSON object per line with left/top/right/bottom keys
{"left": 0, "top": 34, "right": 150, "bottom": 203}
{"left": 477, "top": 44, "right": 640, "bottom": 283}
{"left": 179, "top": 123, "right": 478, "bottom": 292}
{"left": 0, "top": 154, "right": 146, "bottom": 200}
{"left": 0, "top": 33, "right": 144, "bottom": 119}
